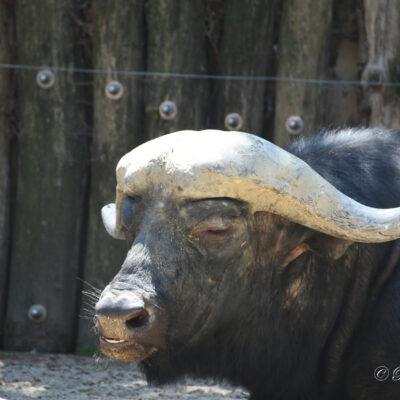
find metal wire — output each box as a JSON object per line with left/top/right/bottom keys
{"left": 1, "top": 62, "right": 400, "bottom": 87}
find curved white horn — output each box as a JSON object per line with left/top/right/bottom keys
{"left": 108, "top": 130, "right": 400, "bottom": 243}
{"left": 101, "top": 203, "right": 125, "bottom": 240}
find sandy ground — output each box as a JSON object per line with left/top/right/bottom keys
{"left": 0, "top": 351, "right": 249, "bottom": 400}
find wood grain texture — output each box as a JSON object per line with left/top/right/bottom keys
{"left": 144, "top": 0, "right": 209, "bottom": 138}
{"left": 76, "top": 0, "right": 145, "bottom": 349}
{"left": 4, "top": 1, "right": 89, "bottom": 352}
{"left": 0, "top": 0, "right": 14, "bottom": 339}
{"left": 213, "top": 0, "right": 276, "bottom": 137}
{"left": 361, "top": 0, "right": 400, "bottom": 129}
{"left": 273, "top": 0, "right": 333, "bottom": 146}
{"left": 2, "top": 0, "right": 400, "bottom": 353}
{"left": 324, "top": 1, "right": 362, "bottom": 127}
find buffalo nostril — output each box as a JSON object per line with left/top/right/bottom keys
{"left": 95, "top": 293, "right": 150, "bottom": 336}
{"left": 125, "top": 308, "right": 149, "bottom": 330}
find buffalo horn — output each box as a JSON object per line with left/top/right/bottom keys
{"left": 103, "top": 130, "right": 400, "bottom": 243}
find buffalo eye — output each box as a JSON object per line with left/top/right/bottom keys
{"left": 191, "top": 216, "right": 235, "bottom": 241}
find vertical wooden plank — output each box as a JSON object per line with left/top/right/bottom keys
{"left": 213, "top": 0, "right": 276, "bottom": 137}
{"left": 144, "top": 1, "right": 209, "bottom": 138}
{"left": 3, "top": 1, "right": 89, "bottom": 352}
{"left": 273, "top": 0, "right": 333, "bottom": 146}
{"left": 361, "top": 0, "right": 400, "bottom": 129}
{"left": 76, "top": 0, "right": 145, "bottom": 350}
{"left": 0, "top": 0, "right": 14, "bottom": 338}
{"left": 324, "top": 1, "right": 362, "bottom": 127}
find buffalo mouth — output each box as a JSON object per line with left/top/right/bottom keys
{"left": 99, "top": 335, "right": 158, "bottom": 362}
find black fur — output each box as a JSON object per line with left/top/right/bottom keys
{"left": 102, "top": 128, "right": 400, "bottom": 399}
{"left": 289, "top": 128, "right": 400, "bottom": 208}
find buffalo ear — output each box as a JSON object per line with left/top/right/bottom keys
{"left": 306, "top": 234, "right": 353, "bottom": 260}
{"left": 283, "top": 234, "right": 352, "bottom": 267}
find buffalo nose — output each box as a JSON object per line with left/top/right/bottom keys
{"left": 95, "top": 293, "right": 150, "bottom": 337}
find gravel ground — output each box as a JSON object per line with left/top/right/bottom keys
{"left": 0, "top": 351, "right": 248, "bottom": 400}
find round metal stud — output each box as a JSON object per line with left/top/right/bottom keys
{"left": 105, "top": 81, "right": 124, "bottom": 100}
{"left": 224, "top": 113, "right": 243, "bottom": 131}
{"left": 285, "top": 115, "right": 304, "bottom": 136}
{"left": 159, "top": 101, "right": 177, "bottom": 120}
{"left": 28, "top": 304, "right": 47, "bottom": 323}
{"left": 36, "top": 70, "right": 55, "bottom": 89}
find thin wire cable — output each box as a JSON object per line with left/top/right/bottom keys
{"left": 1, "top": 62, "right": 400, "bottom": 87}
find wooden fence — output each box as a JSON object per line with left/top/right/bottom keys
{"left": 0, "top": 0, "right": 399, "bottom": 353}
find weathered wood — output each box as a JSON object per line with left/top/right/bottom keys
{"left": 273, "top": 0, "right": 333, "bottom": 146}
{"left": 324, "top": 1, "right": 362, "bottom": 127}
{"left": 3, "top": 1, "right": 89, "bottom": 352}
{"left": 0, "top": 0, "right": 14, "bottom": 339}
{"left": 144, "top": 0, "right": 209, "bottom": 138}
{"left": 76, "top": 0, "right": 145, "bottom": 349}
{"left": 361, "top": 0, "right": 400, "bottom": 129}
{"left": 213, "top": 0, "right": 276, "bottom": 138}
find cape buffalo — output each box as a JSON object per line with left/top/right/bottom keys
{"left": 95, "top": 128, "right": 400, "bottom": 399}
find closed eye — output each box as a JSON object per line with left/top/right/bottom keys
{"left": 207, "top": 228, "right": 231, "bottom": 235}
{"left": 193, "top": 226, "right": 233, "bottom": 235}
{"left": 190, "top": 216, "right": 236, "bottom": 241}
